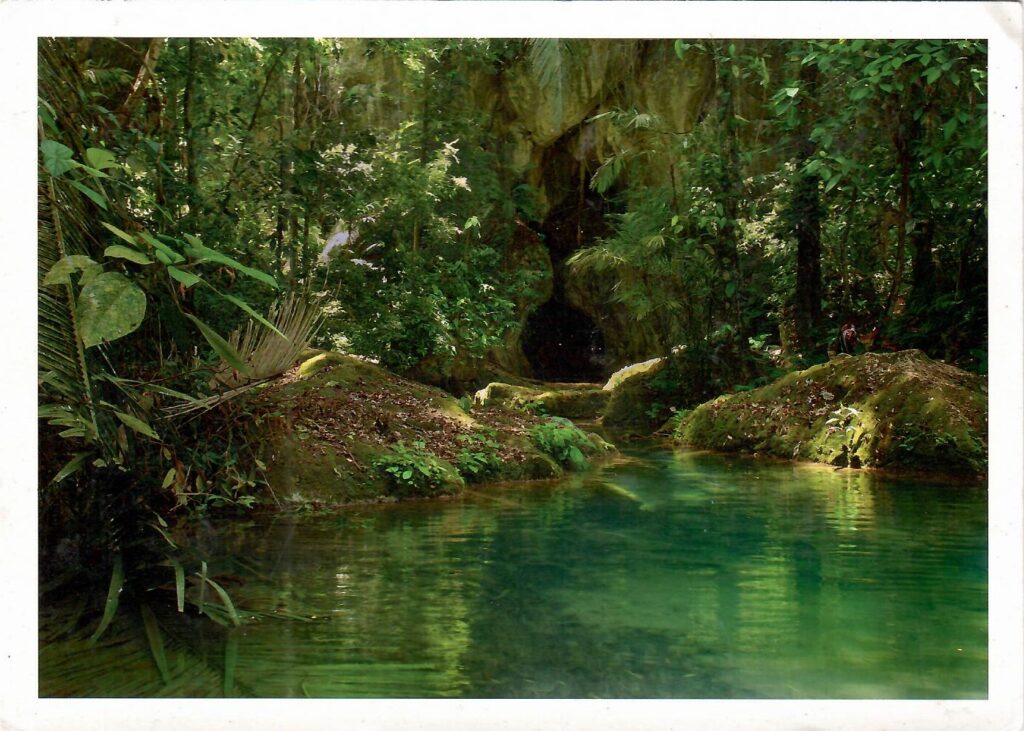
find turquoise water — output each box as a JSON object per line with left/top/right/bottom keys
{"left": 41, "top": 448, "right": 987, "bottom": 698}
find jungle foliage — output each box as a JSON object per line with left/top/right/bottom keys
{"left": 37, "top": 37, "right": 987, "bottom": 612}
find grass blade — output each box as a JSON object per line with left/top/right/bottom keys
{"left": 198, "top": 561, "right": 208, "bottom": 615}
{"left": 88, "top": 554, "right": 124, "bottom": 644}
{"left": 140, "top": 603, "right": 171, "bottom": 684}
{"left": 201, "top": 575, "right": 241, "bottom": 627}
{"left": 170, "top": 559, "right": 185, "bottom": 613}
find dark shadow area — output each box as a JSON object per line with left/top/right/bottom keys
{"left": 523, "top": 298, "right": 606, "bottom": 383}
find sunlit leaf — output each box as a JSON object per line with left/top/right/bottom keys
{"left": 85, "top": 147, "right": 120, "bottom": 170}
{"left": 167, "top": 266, "right": 202, "bottom": 288}
{"left": 182, "top": 234, "right": 278, "bottom": 289}
{"left": 113, "top": 409, "right": 159, "bottom": 440}
{"left": 52, "top": 451, "right": 91, "bottom": 483}
{"left": 100, "top": 221, "right": 140, "bottom": 247}
{"left": 68, "top": 180, "right": 108, "bottom": 210}
{"left": 104, "top": 245, "right": 153, "bottom": 265}
{"left": 76, "top": 272, "right": 147, "bottom": 347}
{"left": 42, "top": 255, "right": 99, "bottom": 287}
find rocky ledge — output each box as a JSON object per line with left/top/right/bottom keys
{"left": 673, "top": 350, "right": 987, "bottom": 477}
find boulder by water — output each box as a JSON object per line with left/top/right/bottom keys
{"left": 473, "top": 381, "right": 610, "bottom": 420}
{"left": 249, "top": 353, "right": 615, "bottom": 507}
{"left": 674, "top": 350, "right": 987, "bottom": 476}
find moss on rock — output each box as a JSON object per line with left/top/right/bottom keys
{"left": 674, "top": 350, "right": 987, "bottom": 477}
{"left": 250, "top": 353, "right": 615, "bottom": 507}
{"left": 473, "top": 381, "right": 610, "bottom": 419}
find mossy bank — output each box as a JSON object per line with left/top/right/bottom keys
{"left": 673, "top": 350, "right": 987, "bottom": 477}
{"left": 249, "top": 352, "right": 615, "bottom": 508}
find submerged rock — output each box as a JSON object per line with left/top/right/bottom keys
{"left": 674, "top": 350, "right": 987, "bottom": 476}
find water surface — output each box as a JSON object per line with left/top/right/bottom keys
{"left": 40, "top": 448, "right": 987, "bottom": 698}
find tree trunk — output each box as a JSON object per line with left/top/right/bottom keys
{"left": 793, "top": 60, "right": 822, "bottom": 349}
{"left": 117, "top": 38, "right": 164, "bottom": 127}
{"left": 713, "top": 41, "right": 745, "bottom": 339}
{"left": 183, "top": 39, "right": 198, "bottom": 213}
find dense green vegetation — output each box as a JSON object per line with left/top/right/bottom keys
{"left": 37, "top": 37, "right": 986, "bottom": 626}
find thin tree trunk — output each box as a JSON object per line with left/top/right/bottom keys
{"left": 118, "top": 38, "right": 164, "bottom": 127}
{"left": 183, "top": 39, "right": 198, "bottom": 212}
{"left": 793, "top": 61, "right": 822, "bottom": 347}
{"left": 883, "top": 131, "right": 911, "bottom": 317}
{"left": 221, "top": 44, "right": 289, "bottom": 213}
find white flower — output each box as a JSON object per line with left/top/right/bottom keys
{"left": 451, "top": 176, "right": 471, "bottom": 191}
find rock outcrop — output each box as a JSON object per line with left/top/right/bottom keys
{"left": 673, "top": 350, "right": 987, "bottom": 476}
{"left": 250, "top": 352, "right": 615, "bottom": 507}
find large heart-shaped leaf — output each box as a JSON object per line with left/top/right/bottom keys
{"left": 76, "top": 271, "right": 147, "bottom": 347}
{"left": 40, "top": 140, "right": 75, "bottom": 177}
{"left": 42, "top": 255, "right": 99, "bottom": 286}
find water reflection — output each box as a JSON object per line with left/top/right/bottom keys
{"left": 40, "top": 448, "right": 987, "bottom": 699}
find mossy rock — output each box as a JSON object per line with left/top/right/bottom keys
{"left": 473, "top": 381, "right": 609, "bottom": 419}
{"left": 674, "top": 350, "right": 987, "bottom": 476}
{"left": 251, "top": 353, "right": 615, "bottom": 507}
{"left": 602, "top": 358, "right": 669, "bottom": 432}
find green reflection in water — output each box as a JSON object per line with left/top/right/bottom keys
{"left": 40, "top": 448, "right": 987, "bottom": 699}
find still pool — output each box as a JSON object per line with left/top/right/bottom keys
{"left": 40, "top": 448, "right": 987, "bottom": 698}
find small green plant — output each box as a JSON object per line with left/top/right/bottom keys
{"left": 454, "top": 431, "right": 504, "bottom": 482}
{"left": 373, "top": 441, "right": 457, "bottom": 498}
{"left": 825, "top": 404, "right": 868, "bottom": 467}
{"left": 529, "top": 417, "right": 593, "bottom": 471}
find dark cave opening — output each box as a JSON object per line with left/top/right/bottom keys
{"left": 522, "top": 298, "right": 607, "bottom": 383}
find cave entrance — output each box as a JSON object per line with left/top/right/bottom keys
{"left": 522, "top": 299, "right": 606, "bottom": 383}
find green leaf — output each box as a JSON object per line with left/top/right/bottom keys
{"left": 41, "top": 140, "right": 75, "bottom": 177}
{"left": 140, "top": 604, "right": 171, "bottom": 684}
{"left": 88, "top": 555, "right": 124, "bottom": 645}
{"left": 183, "top": 234, "right": 278, "bottom": 289}
{"left": 784, "top": 87, "right": 800, "bottom": 98}
{"left": 77, "top": 271, "right": 147, "bottom": 347}
{"left": 113, "top": 409, "right": 159, "bottom": 440}
{"left": 104, "top": 245, "right": 153, "bottom": 265}
{"left": 924, "top": 66, "right": 942, "bottom": 84}
{"left": 100, "top": 221, "right": 141, "bottom": 246}
{"left": 161, "top": 467, "right": 177, "bottom": 489}
{"left": 42, "top": 255, "right": 99, "bottom": 286}
{"left": 402, "top": 470, "right": 413, "bottom": 480}
{"left": 218, "top": 293, "right": 285, "bottom": 337}
{"left": 86, "top": 147, "right": 119, "bottom": 170}
{"left": 68, "top": 179, "right": 108, "bottom": 210}
{"left": 52, "top": 451, "right": 91, "bottom": 483}
{"left": 167, "top": 266, "right": 202, "bottom": 288}
{"left": 170, "top": 560, "right": 186, "bottom": 613}
{"left": 184, "top": 313, "right": 254, "bottom": 377}
{"left": 138, "top": 231, "right": 186, "bottom": 263}
{"left": 201, "top": 575, "right": 241, "bottom": 627}
{"left": 725, "top": 280, "right": 738, "bottom": 298}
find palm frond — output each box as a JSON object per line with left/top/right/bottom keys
{"left": 165, "top": 293, "right": 320, "bottom": 417}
